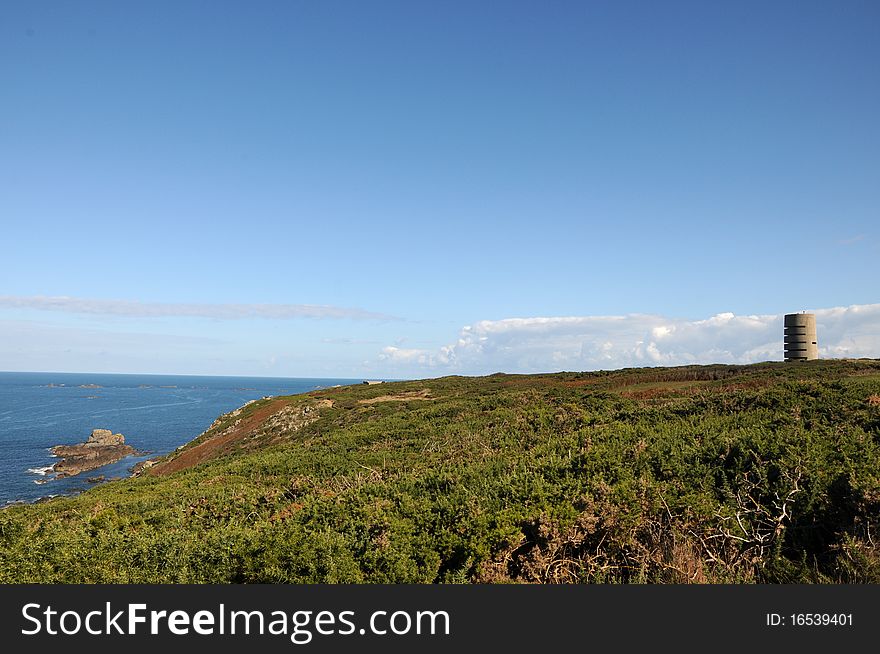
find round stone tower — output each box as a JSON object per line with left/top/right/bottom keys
{"left": 784, "top": 313, "right": 818, "bottom": 361}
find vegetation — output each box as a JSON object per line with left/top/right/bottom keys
{"left": 2, "top": 360, "right": 879, "bottom": 583}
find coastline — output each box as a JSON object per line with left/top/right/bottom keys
{"left": 9, "top": 396, "right": 275, "bottom": 506}
{"left": 1, "top": 372, "right": 359, "bottom": 506}
{"left": 11, "top": 451, "right": 155, "bottom": 507}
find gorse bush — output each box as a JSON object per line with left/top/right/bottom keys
{"left": 1, "top": 360, "right": 879, "bottom": 583}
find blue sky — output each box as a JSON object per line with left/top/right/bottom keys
{"left": 1, "top": 1, "right": 878, "bottom": 377}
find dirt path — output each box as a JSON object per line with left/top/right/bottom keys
{"left": 358, "top": 389, "right": 433, "bottom": 404}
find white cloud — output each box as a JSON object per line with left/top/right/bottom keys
{"left": 379, "top": 346, "right": 442, "bottom": 366}
{"left": 379, "top": 303, "right": 880, "bottom": 375}
{"left": 0, "top": 295, "right": 396, "bottom": 321}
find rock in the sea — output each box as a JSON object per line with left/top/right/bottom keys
{"left": 86, "top": 428, "right": 125, "bottom": 447}
{"left": 50, "top": 429, "right": 138, "bottom": 478}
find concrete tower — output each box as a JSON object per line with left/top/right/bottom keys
{"left": 784, "top": 313, "right": 818, "bottom": 361}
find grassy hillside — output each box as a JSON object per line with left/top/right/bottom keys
{"left": 2, "top": 360, "right": 879, "bottom": 583}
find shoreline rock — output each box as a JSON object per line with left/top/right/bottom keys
{"left": 50, "top": 429, "right": 138, "bottom": 479}
{"left": 131, "top": 459, "right": 158, "bottom": 476}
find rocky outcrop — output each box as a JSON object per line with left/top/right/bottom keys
{"left": 131, "top": 459, "right": 158, "bottom": 476}
{"left": 84, "top": 428, "right": 125, "bottom": 447}
{"left": 50, "top": 429, "right": 138, "bottom": 479}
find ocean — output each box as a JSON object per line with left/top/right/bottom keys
{"left": 0, "top": 371, "right": 362, "bottom": 505}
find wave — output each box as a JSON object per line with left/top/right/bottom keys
{"left": 86, "top": 399, "right": 203, "bottom": 415}
{"left": 27, "top": 465, "right": 55, "bottom": 476}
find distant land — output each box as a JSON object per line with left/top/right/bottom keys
{"left": 1, "top": 360, "right": 878, "bottom": 583}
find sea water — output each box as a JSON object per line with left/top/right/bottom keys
{"left": 0, "top": 371, "right": 362, "bottom": 504}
